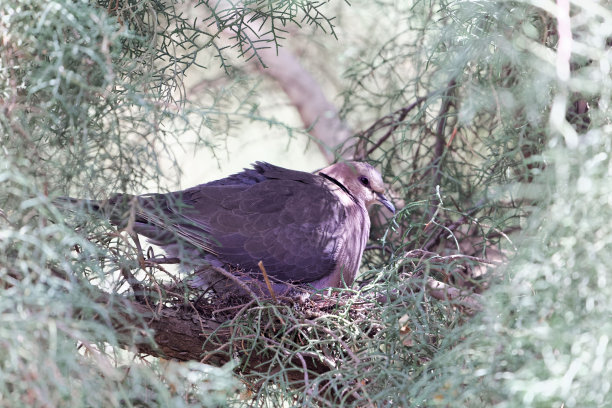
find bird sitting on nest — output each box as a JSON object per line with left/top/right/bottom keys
{"left": 57, "top": 161, "right": 395, "bottom": 298}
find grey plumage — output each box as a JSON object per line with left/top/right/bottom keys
{"left": 58, "top": 161, "right": 394, "bottom": 296}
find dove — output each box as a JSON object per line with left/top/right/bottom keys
{"left": 58, "top": 161, "right": 394, "bottom": 297}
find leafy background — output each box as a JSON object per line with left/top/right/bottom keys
{"left": 1, "top": 0, "right": 611, "bottom": 406}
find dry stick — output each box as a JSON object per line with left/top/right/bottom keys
{"left": 258, "top": 260, "right": 278, "bottom": 303}
{"left": 119, "top": 232, "right": 165, "bottom": 314}
{"left": 117, "top": 266, "right": 139, "bottom": 296}
{"left": 145, "top": 256, "right": 181, "bottom": 264}
{"left": 129, "top": 232, "right": 147, "bottom": 269}
{"left": 109, "top": 231, "right": 146, "bottom": 303}
{"left": 129, "top": 233, "right": 167, "bottom": 315}
{"left": 144, "top": 257, "right": 181, "bottom": 285}
{"left": 403, "top": 249, "right": 500, "bottom": 266}
{"left": 205, "top": 265, "right": 259, "bottom": 301}
{"left": 422, "top": 197, "right": 486, "bottom": 252}
{"left": 430, "top": 78, "right": 457, "bottom": 190}
{"left": 212, "top": 299, "right": 257, "bottom": 316}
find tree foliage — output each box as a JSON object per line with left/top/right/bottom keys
{"left": 1, "top": 0, "right": 611, "bottom": 406}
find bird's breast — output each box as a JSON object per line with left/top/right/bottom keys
{"left": 313, "top": 204, "right": 370, "bottom": 289}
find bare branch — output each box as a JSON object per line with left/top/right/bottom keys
{"left": 354, "top": 96, "right": 429, "bottom": 160}
{"left": 209, "top": 1, "right": 353, "bottom": 163}
{"left": 254, "top": 46, "right": 353, "bottom": 162}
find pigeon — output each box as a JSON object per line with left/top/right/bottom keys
{"left": 58, "top": 161, "right": 395, "bottom": 297}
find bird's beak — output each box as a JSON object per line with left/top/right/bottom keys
{"left": 377, "top": 193, "right": 395, "bottom": 214}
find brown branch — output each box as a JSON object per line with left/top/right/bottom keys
{"left": 253, "top": 47, "right": 353, "bottom": 162}
{"left": 403, "top": 249, "right": 500, "bottom": 266}
{"left": 105, "top": 293, "right": 223, "bottom": 362}
{"left": 355, "top": 96, "right": 429, "bottom": 160}
{"left": 206, "top": 1, "right": 352, "bottom": 163}
{"left": 430, "top": 79, "right": 457, "bottom": 189}
{"left": 95, "top": 290, "right": 333, "bottom": 383}
{"left": 119, "top": 265, "right": 146, "bottom": 303}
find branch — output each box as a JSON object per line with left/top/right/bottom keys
{"left": 95, "top": 290, "right": 333, "bottom": 384}
{"left": 422, "top": 198, "right": 486, "bottom": 252}
{"left": 430, "top": 79, "right": 457, "bottom": 189}
{"left": 354, "top": 96, "right": 429, "bottom": 160}
{"left": 95, "top": 291, "right": 224, "bottom": 363}
{"left": 253, "top": 47, "right": 353, "bottom": 162}
{"left": 204, "top": 1, "right": 353, "bottom": 163}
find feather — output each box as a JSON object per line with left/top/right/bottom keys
{"left": 57, "top": 161, "right": 394, "bottom": 296}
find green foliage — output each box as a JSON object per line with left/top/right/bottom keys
{"left": 345, "top": 0, "right": 612, "bottom": 406}
{"left": 2, "top": 0, "right": 612, "bottom": 406}
{"left": 0, "top": 0, "right": 338, "bottom": 406}
{"left": 0, "top": 157, "right": 240, "bottom": 406}
{"left": 336, "top": 0, "right": 611, "bottom": 406}
{"left": 411, "top": 138, "right": 612, "bottom": 407}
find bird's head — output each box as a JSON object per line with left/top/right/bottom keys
{"left": 319, "top": 161, "right": 395, "bottom": 213}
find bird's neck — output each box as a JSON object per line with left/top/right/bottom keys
{"left": 318, "top": 172, "right": 359, "bottom": 207}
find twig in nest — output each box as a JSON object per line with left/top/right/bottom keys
{"left": 130, "top": 232, "right": 146, "bottom": 269}
{"left": 364, "top": 244, "right": 393, "bottom": 255}
{"left": 201, "top": 266, "right": 260, "bottom": 301}
{"left": 145, "top": 256, "right": 181, "bottom": 265}
{"left": 258, "top": 260, "right": 278, "bottom": 303}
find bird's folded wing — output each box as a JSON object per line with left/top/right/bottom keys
{"left": 133, "top": 169, "right": 347, "bottom": 284}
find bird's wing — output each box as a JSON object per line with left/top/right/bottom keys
{"left": 133, "top": 163, "right": 347, "bottom": 283}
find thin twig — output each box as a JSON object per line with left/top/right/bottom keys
{"left": 430, "top": 78, "right": 457, "bottom": 189}
{"left": 295, "top": 352, "right": 310, "bottom": 389}
{"left": 358, "top": 96, "right": 429, "bottom": 158}
{"left": 364, "top": 244, "right": 393, "bottom": 255}
{"left": 203, "top": 266, "right": 260, "bottom": 301}
{"left": 145, "top": 256, "right": 181, "bottom": 264}
{"left": 258, "top": 260, "right": 278, "bottom": 303}
{"left": 423, "top": 197, "right": 486, "bottom": 252}
{"left": 119, "top": 266, "right": 145, "bottom": 303}
{"left": 403, "top": 249, "right": 500, "bottom": 265}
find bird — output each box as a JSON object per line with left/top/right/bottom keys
{"left": 57, "top": 161, "right": 395, "bottom": 297}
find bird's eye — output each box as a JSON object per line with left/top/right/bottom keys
{"left": 359, "top": 176, "right": 369, "bottom": 186}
